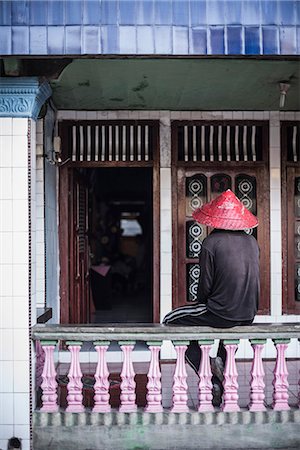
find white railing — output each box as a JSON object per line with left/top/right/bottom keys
{"left": 32, "top": 323, "right": 300, "bottom": 414}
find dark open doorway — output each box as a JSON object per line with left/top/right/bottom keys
{"left": 87, "top": 167, "right": 153, "bottom": 323}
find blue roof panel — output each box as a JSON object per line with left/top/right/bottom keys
{"left": 0, "top": 0, "right": 299, "bottom": 55}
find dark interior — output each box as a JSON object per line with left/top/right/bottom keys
{"left": 86, "top": 167, "right": 153, "bottom": 323}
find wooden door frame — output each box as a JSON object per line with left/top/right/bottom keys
{"left": 59, "top": 120, "right": 160, "bottom": 324}
{"left": 171, "top": 120, "right": 270, "bottom": 314}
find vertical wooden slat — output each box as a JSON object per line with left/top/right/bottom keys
{"left": 209, "top": 125, "right": 214, "bottom": 161}
{"left": 95, "top": 125, "right": 99, "bottom": 161}
{"left": 145, "top": 125, "right": 149, "bottom": 161}
{"left": 192, "top": 125, "right": 197, "bottom": 162}
{"left": 79, "top": 126, "right": 84, "bottom": 161}
{"left": 72, "top": 126, "right": 77, "bottom": 161}
{"left": 130, "top": 125, "right": 134, "bottom": 161}
{"left": 226, "top": 125, "right": 231, "bottom": 161}
{"left": 292, "top": 126, "right": 297, "bottom": 162}
{"left": 235, "top": 126, "right": 239, "bottom": 161}
{"left": 252, "top": 126, "right": 256, "bottom": 162}
{"left": 243, "top": 125, "right": 248, "bottom": 161}
{"left": 201, "top": 125, "right": 205, "bottom": 161}
{"left": 137, "top": 125, "right": 142, "bottom": 161}
{"left": 218, "top": 125, "right": 222, "bottom": 161}
{"left": 184, "top": 125, "right": 188, "bottom": 161}
{"left": 122, "top": 125, "right": 126, "bottom": 161}
{"left": 101, "top": 126, "right": 106, "bottom": 161}
{"left": 87, "top": 125, "right": 91, "bottom": 161}
{"left": 108, "top": 125, "right": 113, "bottom": 161}
{"left": 115, "top": 125, "right": 119, "bottom": 161}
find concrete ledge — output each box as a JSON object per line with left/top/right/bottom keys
{"left": 33, "top": 409, "right": 300, "bottom": 449}
{"left": 32, "top": 323, "right": 300, "bottom": 342}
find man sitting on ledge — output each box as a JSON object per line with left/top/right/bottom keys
{"left": 163, "top": 189, "right": 260, "bottom": 406}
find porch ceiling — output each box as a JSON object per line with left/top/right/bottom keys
{"left": 50, "top": 58, "right": 300, "bottom": 111}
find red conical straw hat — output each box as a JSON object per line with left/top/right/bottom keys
{"left": 192, "top": 189, "right": 258, "bottom": 230}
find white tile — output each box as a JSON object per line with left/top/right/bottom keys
{"left": 0, "top": 232, "right": 13, "bottom": 264}
{"left": 13, "top": 297, "right": 29, "bottom": 329}
{"left": 269, "top": 147, "right": 281, "bottom": 168}
{"left": 12, "top": 265, "right": 29, "bottom": 297}
{"left": 222, "top": 111, "right": 233, "bottom": 120}
{"left": 243, "top": 112, "right": 254, "bottom": 120}
{"left": 0, "top": 200, "right": 12, "bottom": 232}
{"left": 271, "top": 272, "right": 281, "bottom": 296}
{"left": 270, "top": 189, "right": 281, "bottom": 210}
{"left": 270, "top": 231, "right": 281, "bottom": 253}
{"left": 0, "top": 361, "right": 13, "bottom": 393}
{"left": 12, "top": 200, "right": 28, "bottom": 232}
{"left": 14, "top": 424, "right": 30, "bottom": 440}
{"left": 160, "top": 231, "right": 172, "bottom": 253}
{"left": 160, "top": 188, "right": 171, "bottom": 210}
{"left": 13, "top": 329, "right": 29, "bottom": 361}
{"left": 0, "top": 135, "right": 12, "bottom": 167}
{"left": 0, "top": 168, "right": 12, "bottom": 199}
{"left": 0, "top": 118, "right": 12, "bottom": 135}
{"left": 12, "top": 119, "right": 28, "bottom": 136}
{"left": 13, "top": 393, "right": 30, "bottom": 425}
{"left": 161, "top": 252, "right": 172, "bottom": 274}
{"left": 232, "top": 111, "right": 243, "bottom": 119}
{"left": 270, "top": 209, "right": 281, "bottom": 232}
{"left": 12, "top": 135, "right": 28, "bottom": 167}
{"left": 161, "top": 274, "right": 172, "bottom": 296}
{"left": 0, "top": 424, "right": 13, "bottom": 439}
{"left": 0, "top": 265, "right": 12, "bottom": 296}
{"left": 269, "top": 126, "right": 280, "bottom": 148}
{"left": 12, "top": 232, "right": 29, "bottom": 264}
{"left": 160, "top": 168, "right": 171, "bottom": 189}
{"left": 12, "top": 168, "right": 28, "bottom": 199}
{"left": 86, "top": 111, "right": 97, "bottom": 120}
{"left": 160, "top": 295, "right": 172, "bottom": 321}
{"left": 13, "top": 361, "right": 30, "bottom": 393}
{"left": 160, "top": 209, "right": 172, "bottom": 231}
{"left": 17, "top": 440, "right": 30, "bottom": 450}
{"left": 270, "top": 168, "right": 281, "bottom": 189}
{"left": 76, "top": 111, "right": 87, "bottom": 120}
{"left": 0, "top": 297, "right": 13, "bottom": 329}
{"left": 0, "top": 329, "right": 13, "bottom": 361}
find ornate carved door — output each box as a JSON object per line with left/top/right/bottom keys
{"left": 172, "top": 121, "right": 270, "bottom": 314}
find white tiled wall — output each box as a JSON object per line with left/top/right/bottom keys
{"left": 0, "top": 118, "right": 33, "bottom": 450}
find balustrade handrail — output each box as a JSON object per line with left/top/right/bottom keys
{"left": 32, "top": 323, "right": 300, "bottom": 342}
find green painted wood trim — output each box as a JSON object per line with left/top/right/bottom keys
{"left": 40, "top": 340, "right": 58, "bottom": 346}
{"left": 223, "top": 339, "right": 240, "bottom": 345}
{"left": 198, "top": 340, "right": 214, "bottom": 345}
{"left": 146, "top": 341, "right": 162, "bottom": 346}
{"left": 272, "top": 339, "right": 291, "bottom": 344}
{"left": 172, "top": 341, "right": 190, "bottom": 346}
{"left": 65, "top": 341, "right": 83, "bottom": 346}
{"left": 93, "top": 341, "right": 110, "bottom": 346}
{"left": 118, "top": 341, "right": 136, "bottom": 345}
{"left": 249, "top": 339, "right": 267, "bottom": 345}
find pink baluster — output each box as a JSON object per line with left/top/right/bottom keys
{"left": 66, "top": 342, "right": 84, "bottom": 412}
{"left": 198, "top": 340, "right": 214, "bottom": 412}
{"left": 40, "top": 341, "right": 58, "bottom": 412}
{"left": 171, "top": 342, "right": 189, "bottom": 413}
{"left": 36, "top": 340, "right": 45, "bottom": 389}
{"left": 93, "top": 341, "right": 111, "bottom": 413}
{"left": 145, "top": 342, "right": 163, "bottom": 413}
{"left": 272, "top": 339, "right": 290, "bottom": 411}
{"left": 222, "top": 340, "right": 240, "bottom": 412}
{"left": 119, "top": 342, "right": 137, "bottom": 412}
{"left": 249, "top": 339, "right": 267, "bottom": 412}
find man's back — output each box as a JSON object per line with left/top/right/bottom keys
{"left": 197, "top": 229, "right": 260, "bottom": 321}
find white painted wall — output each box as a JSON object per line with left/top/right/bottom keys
{"left": 0, "top": 117, "right": 36, "bottom": 450}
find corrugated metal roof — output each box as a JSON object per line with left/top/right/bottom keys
{"left": 0, "top": 0, "right": 299, "bottom": 56}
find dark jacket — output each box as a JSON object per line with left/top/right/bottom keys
{"left": 197, "top": 229, "right": 260, "bottom": 321}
